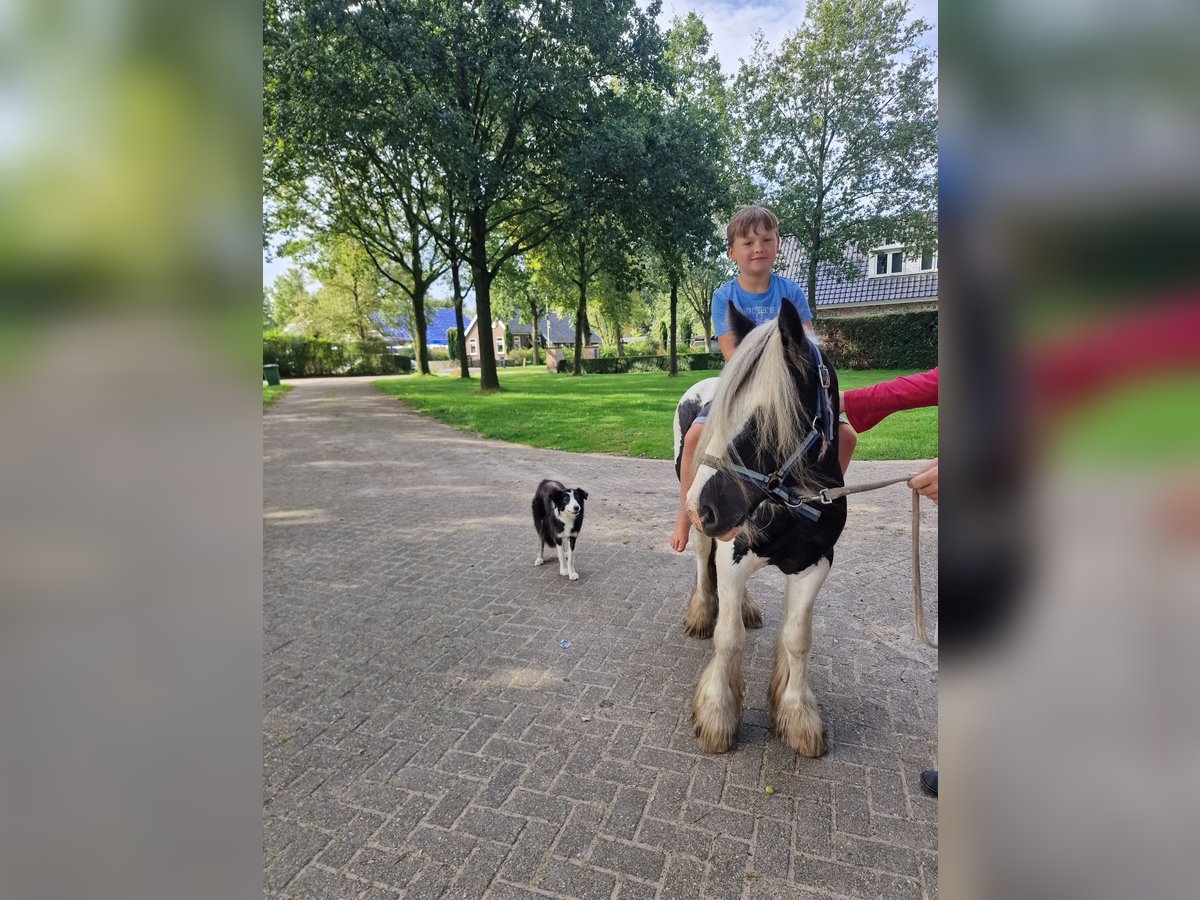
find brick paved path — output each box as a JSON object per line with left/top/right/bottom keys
{"left": 264, "top": 377, "right": 938, "bottom": 900}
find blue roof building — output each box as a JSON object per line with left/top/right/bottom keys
{"left": 372, "top": 307, "right": 462, "bottom": 347}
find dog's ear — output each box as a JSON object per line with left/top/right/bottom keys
{"left": 776, "top": 299, "right": 807, "bottom": 357}
{"left": 576, "top": 488, "right": 588, "bottom": 501}
{"left": 728, "top": 303, "right": 756, "bottom": 345}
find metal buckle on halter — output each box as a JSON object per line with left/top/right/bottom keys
{"left": 764, "top": 472, "right": 782, "bottom": 493}
{"left": 817, "top": 488, "right": 834, "bottom": 504}
{"left": 818, "top": 363, "right": 831, "bottom": 389}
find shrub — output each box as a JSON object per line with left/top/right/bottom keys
{"left": 263, "top": 337, "right": 412, "bottom": 377}
{"left": 623, "top": 336, "right": 658, "bottom": 357}
{"left": 556, "top": 353, "right": 724, "bottom": 374}
{"left": 446, "top": 327, "right": 458, "bottom": 360}
{"left": 818, "top": 310, "right": 938, "bottom": 370}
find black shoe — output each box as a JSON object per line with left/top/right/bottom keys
{"left": 920, "top": 769, "right": 938, "bottom": 797}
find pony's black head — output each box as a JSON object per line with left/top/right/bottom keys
{"left": 688, "top": 300, "right": 818, "bottom": 538}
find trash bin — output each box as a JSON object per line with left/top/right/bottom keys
{"left": 263, "top": 364, "right": 281, "bottom": 386}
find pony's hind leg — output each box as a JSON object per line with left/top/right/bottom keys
{"left": 534, "top": 537, "right": 545, "bottom": 566}
{"left": 740, "top": 587, "right": 763, "bottom": 630}
{"left": 683, "top": 531, "right": 718, "bottom": 638}
{"left": 770, "top": 557, "right": 832, "bottom": 758}
{"left": 692, "top": 540, "right": 760, "bottom": 753}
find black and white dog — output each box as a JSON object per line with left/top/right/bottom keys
{"left": 532, "top": 479, "right": 588, "bottom": 581}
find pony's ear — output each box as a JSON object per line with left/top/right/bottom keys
{"left": 777, "top": 299, "right": 807, "bottom": 355}
{"left": 575, "top": 488, "right": 588, "bottom": 500}
{"left": 727, "top": 303, "right": 756, "bottom": 344}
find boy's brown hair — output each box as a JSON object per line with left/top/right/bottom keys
{"left": 726, "top": 205, "right": 779, "bottom": 245}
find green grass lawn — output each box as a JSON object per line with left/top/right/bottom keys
{"left": 263, "top": 383, "right": 292, "bottom": 407}
{"left": 374, "top": 367, "right": 937, "bottom": 460}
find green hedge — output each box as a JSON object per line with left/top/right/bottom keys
{"left": 263, "top": 337, "right": 412, "bottom": 377}
{"left": 819, "top": 310, "right": 938, "bottom": 370}
{"left": 557, "top": 353, "right": 725, "bottom": 374}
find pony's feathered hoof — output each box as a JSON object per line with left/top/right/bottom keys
{"left": 691, "top": 660, "right": 743, "bottom": 753}
{"left": 772, "top": 704, "right": 828, "bottom": 757}
{"left": 769, "top": 644, "right": 828, "bottom": 757}
{"left": 740, "top": 590, "right": 763, "bottom": 630}
{"left": 682, "top": 577, "right": 718, "bottom": 639}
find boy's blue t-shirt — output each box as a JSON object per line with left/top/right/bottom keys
{"left": 711, "top": 273, "right": 812, "bottom": 336}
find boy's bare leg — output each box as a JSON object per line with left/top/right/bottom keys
{"left": 670, "top": 422, "right": 704, "bottom": 552}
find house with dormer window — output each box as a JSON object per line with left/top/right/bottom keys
{"left": 776, "top": 234, "right": 938, "bottom": 316}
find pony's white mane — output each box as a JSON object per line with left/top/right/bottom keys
{"left": 692, "top": 319, "right": 823, "bottom": 501}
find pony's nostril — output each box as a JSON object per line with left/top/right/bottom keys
{"left": 698, "top": 504, "right": 716, "bottom": 528}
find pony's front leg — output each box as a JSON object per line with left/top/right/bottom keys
{"left": 684, "top": 531, "right": 762, "bottom": 639}
{"left": 692, "top": 540, "right": 761, "bottom": 753}
{"left": 770, "top": 557, "right": 832, "bottom": 757}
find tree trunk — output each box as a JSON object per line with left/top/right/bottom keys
{"left": 469, "top": 207, "right": 500, "bottom": 390}
{"left": 669, "top": 278, "right": 678, "bottom": 376}
{"left": 450, "top": 254, "right": 469, "bottom": 379}
{"left": 806, "top": 227, "right": 821, "bottom": 321}
{"left": 405, "top": 212, "right": 431, "bottom": 375}
{"left": 572, "top": 282, "right": 586, "bottom": 376}
{"left": 572, "top": 237, "right": 586, "bottom": 376}
{"left": 411, "top": 283, "right": 430, "bottom": 376}
{"left": 527, "top": 299, "right": 540, "bottom": 367}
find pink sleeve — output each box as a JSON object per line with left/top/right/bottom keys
{"left": 842, "top": 368, "right": 938, "bottom": 433}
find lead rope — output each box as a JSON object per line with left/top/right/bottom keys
{"left": 910, "top": 486, "right": 937, "bottom": 649}
{"left": 799, "top": 475, "right": 937, "bottom": 650}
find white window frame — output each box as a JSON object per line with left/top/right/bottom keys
{"left": 468, "top": 338, "right": 477, "bottom": 355}
{"left": 868, "top": 243, "right": 938, "bottom": 277}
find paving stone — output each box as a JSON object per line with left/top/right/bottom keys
{"left": 591, "top": 835, "right": 667, "bottom": 882}
{"left": 534, "top": 857, "right": 617, "bottom": 900}
{"left": 457, "top": 806, "right": 527, "bottom": 845}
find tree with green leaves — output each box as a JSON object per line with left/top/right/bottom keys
{"left": 637, "top": 15, "right": 731, "bottom": 375}
{"left": 735, "top": 0, "right": 937, "bottom": 313}
{"left": 492, "top": 256, "right": 546, "bottom": 368}
{"left": 680, "top": 231, "right": 733, "bottom": 351}
{"left": 262, "top": 287, "right": 275, "bottom": 333}
{"left": 302, "top": 234, "right": 396, "bottom": 343}
{"left": 265, "top": 0, "right": 451, "bottom": 375}
{"left": 265, "top": 266, "right": 311, "bottom": 335}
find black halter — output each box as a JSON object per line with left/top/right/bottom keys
{"left": 700, "top": 339, "right": 837, "bottom": 522}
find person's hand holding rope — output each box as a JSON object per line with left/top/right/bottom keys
{"left": 908, "top": 459, "right": 938, "bottom": 504}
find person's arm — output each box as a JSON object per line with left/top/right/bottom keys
{"left": 842, "top": 367, "right": 938, "bottom": 433}
{"left": 717, "top": 333, "right": 738, "bottom": 361}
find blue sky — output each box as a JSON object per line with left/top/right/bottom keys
{"left": 263, "top": 0, "right": 937, "bottom": 288}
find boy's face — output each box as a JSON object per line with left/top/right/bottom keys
{"left": 727, "top": 225, "right": 779, "bottom": 279}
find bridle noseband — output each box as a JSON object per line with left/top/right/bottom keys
{"left": 700, "top": 339, "right": 837, "bottom": 523}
